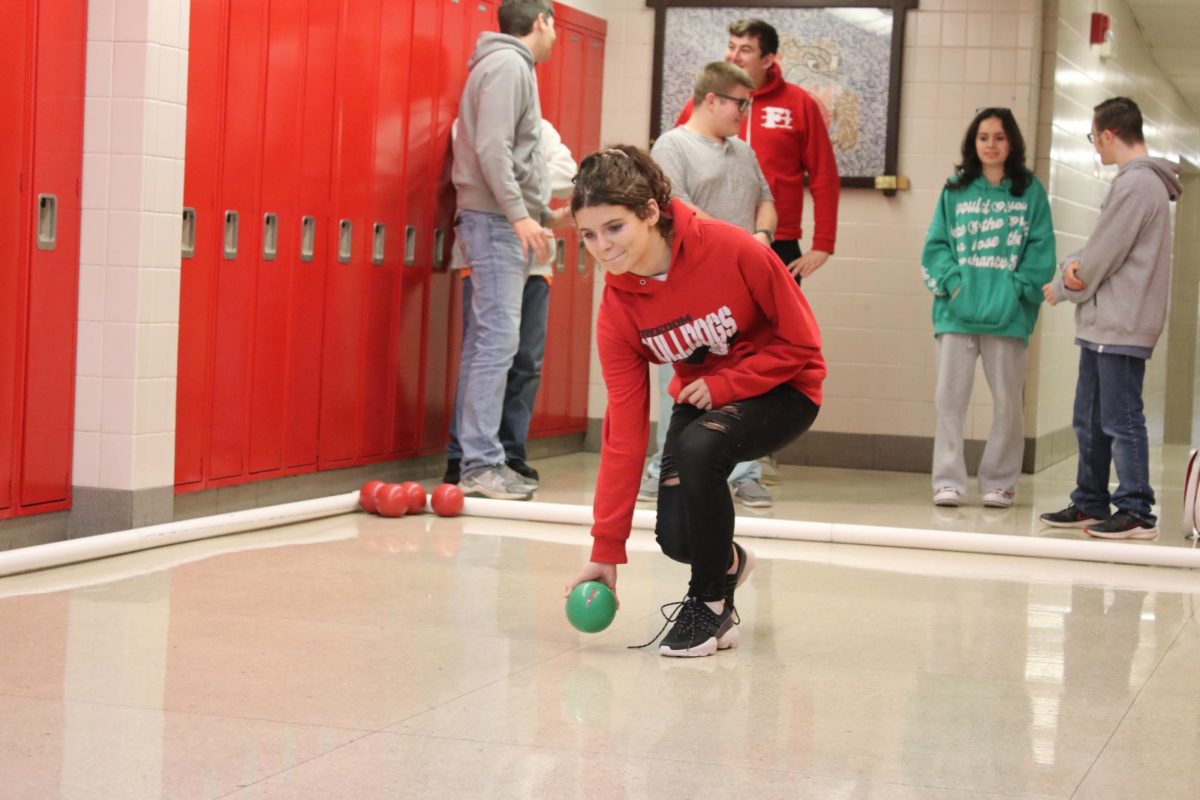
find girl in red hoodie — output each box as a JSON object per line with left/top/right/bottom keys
{"left": 564, "top": 146, "right": 826, "bottom": 657}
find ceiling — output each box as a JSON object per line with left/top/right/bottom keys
{"left": 1125, "top": 0, "right": 1200, "bottom": 116}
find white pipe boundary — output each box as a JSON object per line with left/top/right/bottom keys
{"left": 0, "top": 492, "right": 361, "bottom": 579}
{"left": 0, "top": 493, "right": 1196, "bottom": 582}
{"left": 461, "top": 498, "right": 1200, "bottom": 570}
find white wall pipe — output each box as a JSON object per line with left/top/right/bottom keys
{"left": 461, "top": 497, "right": 1200, "bottom": 570}
{"left": 0, "top": 491, "right": 360, "bottom": 579}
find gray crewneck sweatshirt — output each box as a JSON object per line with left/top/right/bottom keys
{"left": 451, "top": 33, "right": 548, "bottom": 224}
{"left": 1051, "top": 156, "right": 1183, "bottom": 351}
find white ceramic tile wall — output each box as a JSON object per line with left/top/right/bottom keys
{"left": 1033, "top": 0, "right": 1200, "bottom": 440}
{"left": 588, "top": 0, "right": 1049, "bottom": 444}
{"left": 76, "top": 0, "right": 189, "bottom": 491}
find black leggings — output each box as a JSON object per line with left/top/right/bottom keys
{"left": 654, "top": 383, "right": 819, "bottom": 601}
{"left": 771, "top": 239, "right": 802, "bottom": 287}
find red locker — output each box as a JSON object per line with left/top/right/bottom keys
{"left": 248, "top": 0, "right": 308, "bottom": 475}
{"left": 21, "top": 0, "right": 86, "bottom": 507}
{"left": 0, "top": 1, "right": 33, "bottom": 512}
{"left": 0, "top": 0, "right": 85, "bottom": 517}
{"left": 318, "top": 0, "right": 382, "bottom": 467}
{"left": 571, "top": 31, "right": 605, "bottom": 426}
{"left": 176, "top": 0, "right": 226, "bottom": 489}
{"left": 207, "top": 0, "right": 269, "bottom": 480}
{"left": 377, "top": 0, "right": 418, "bottom": 457}
{"left": 283, "top": 0, "right": 339, "bottom": 470}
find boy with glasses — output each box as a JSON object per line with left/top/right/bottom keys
{"left": 1040, "top": 97, "right": 1183, "bottom": 539}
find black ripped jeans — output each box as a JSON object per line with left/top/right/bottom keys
{"left": 655, "top": 383, "right": 820, "bottom": 601}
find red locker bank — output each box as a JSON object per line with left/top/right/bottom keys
{"left": 0, "top": 1, "right": 87, "bottom": 519}
{"left": 176, "top": 0, "right": 605, "bottom": 492}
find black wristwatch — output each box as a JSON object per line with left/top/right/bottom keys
{"left": 754, "top": 229, "right": 774, "bottom": 243}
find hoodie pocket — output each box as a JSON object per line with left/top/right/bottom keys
{"left": 947, "top": 267, "right": 1021, "bottom": 329}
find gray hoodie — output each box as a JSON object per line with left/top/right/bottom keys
{"left": 1051, "top": 156, "right": 1183, "bottom": 351}
{"left": 452, "top": 33, "right": 547, "bottom": 224}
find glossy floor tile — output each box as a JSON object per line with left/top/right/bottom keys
{"left": 1, "top": 453, "right": 1198, "bottom": 799}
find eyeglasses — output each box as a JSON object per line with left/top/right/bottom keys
{"left": 713, "top": 93, "right": 751, "bottom": 113}
{"left": 1086, "top": 131, "right": 1106, "bottom": 144}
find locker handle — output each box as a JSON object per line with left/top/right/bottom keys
{"left": 555, "top": 239, "right": 566, "bottom": 272}
{"left": 403, "top": 225, "right": 416, "bottom": 266}
{"left": 36, "top": 194, "right": 57, "bottom": 251}
{"left": 372, "top": 222, "right": 385, "bottom": 265}
{"left": 181, "top": 207, "right": 196, "bottom": 258}
{"left": 300, "top": 216, "right": 315, "bottom": 262}
{"left": 262, "top": 213, "right": 278, "bottom": 261}
{"left": 223, "top": 210, "right": 239, "bottom": 260}
{"left": 433, "top": 228, "right": 445, "bottom": 267}
{"left": 338, "top": 219, "right": 352, "bottom": 264}
{"left": 577, "top": 241, "right": 588, "bottom": 274}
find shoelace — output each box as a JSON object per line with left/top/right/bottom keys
{"left": 628, "top": 596, "right": 739, "bottom": 650}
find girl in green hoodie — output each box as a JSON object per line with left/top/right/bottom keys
{"left": 921, "top": 108, "right": 1056, "bottom": 508}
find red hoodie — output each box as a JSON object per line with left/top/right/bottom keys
{"left": 590, "top": 200, "right": 825, "bottom": 564}
{"left": 676, "top": 64, "right": 840, "bottom": 252}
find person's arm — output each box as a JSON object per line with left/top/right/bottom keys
{"left": 1059, "top": 175, "right": 1155, "bottom": 304}
{"left": 793, "top": 93, "right": 840, "bottom": 277}
{"left": 1010, "top": 181, "right": 1057, "bottom": 304}
{"left": 753, "top": 200, "right": 777, "bottom": 247}
{"left": 697, "top": 244, "right": 823, "bottom": 407}
{"left": 920, "top": 188, "right": 962, "bottom": 297}
{"left": 543, "top": 122, "right": 577, "bottom": 199}
{"left": 588, "top": 301, "right": 652, "bottom": 565}
{"left": 752, "top": 151, "right": 776, "bottom": 247}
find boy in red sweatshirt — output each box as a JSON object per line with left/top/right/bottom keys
{"left": 675, "top": 18, "right": 840, "bottom": 282}
{"left": 563, "top": 146, "right": 825, "bottom": 657}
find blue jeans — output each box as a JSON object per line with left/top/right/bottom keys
{"left": 1070, "top": 348, "right": 1156, "bottom": 524}
{"left": 645, "top": 363, "right": 760, "bottom": 484}
{"left": 451, "top": 210, "right": 531, "bottom": 476}
{"left": 447, "top": 274, "right": 550, "bottom": 462}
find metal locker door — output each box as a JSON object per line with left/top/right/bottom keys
{"left": 21, "top": 0, "right": 85, "bottom": 508}
{"left": 284, "top": 0, "right": 339, "bottom": 471}
{"left": 208, "top": 0, "right": 269, "bottom": 481}
{"left": 176, "top": 0, "right": 226, "bottom": 489}
{"left": 0, "top": 0, "right": 32, "bottom": 513}
{"left": 248, "top": 0, "right": 308, "bottom": 476}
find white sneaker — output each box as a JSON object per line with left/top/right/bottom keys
{"left": 459, "top": 465, "right": 534, "bottom": 500}
{"left": 933, "top": 487, "right": 963, "bottom": 507}
{"left": 982, "top": 488, "right": 1015, "bottom": 508}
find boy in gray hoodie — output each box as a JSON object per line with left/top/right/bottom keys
{"left": 451, "top": 0, "right": 566, "bottom": 500}
{"left": 1040, "top": 97, "right": 1184, "bottom": 540}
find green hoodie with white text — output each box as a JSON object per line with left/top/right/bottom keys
{"left": 921, "top": 174, "right": 1056, "bottom": 343}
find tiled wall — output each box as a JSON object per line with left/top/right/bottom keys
{"left": 76, "top": 0, "right": 189, "bottom": 493}
{"left": 587, "top": 0, "right": 1050, "bottom": 449}
{"left": 1034, "top": 0, "right": 1200, "bottom": 455}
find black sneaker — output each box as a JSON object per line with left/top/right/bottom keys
{"left": 659, "top": 597, "right": 738, "bottom": 657}
{"left": 1039, "top": 504, "right": 1103, "bottom": 528}
{"left": 442, "top": 458, "right": 461, "bottom": 485}
{"left": 723, "top": 541, "right": 756, "bottom": 608}
{"left": 1085, "top": 511, "right": 1159, "bottom": 540}
{"left": 505, "top": 457, "right": 539, "bottom": 486}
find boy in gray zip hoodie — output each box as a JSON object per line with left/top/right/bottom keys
{"left": 1040, "top": 97, "right": 1184, "bottom": 540}
{"left": 451, "top": 0, "right": 566, "bottom": 501}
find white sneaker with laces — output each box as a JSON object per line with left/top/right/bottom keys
{"left": 933, "top": 487, "right": 963, "bottom": 507}
{"left": 459, "top": 465, "right": 534, "bottom": 500}
{"left": 637, "top": 475, "right": 659, "bottom": 502}
{"left": 982, "top": 488, "right": 1015, "bottom": 508}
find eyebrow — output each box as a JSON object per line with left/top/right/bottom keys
{"left": 578, "top": 217, "right": 625, "bottom": 232}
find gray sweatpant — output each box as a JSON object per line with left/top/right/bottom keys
{"left": 933, "top": 333, "right": 1028, "bottom": 494}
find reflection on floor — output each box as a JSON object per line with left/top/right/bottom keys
{"left": 1, "top": 451, "right": 1197, "bottom": 799}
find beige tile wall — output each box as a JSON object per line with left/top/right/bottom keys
{"left": 585, "top": 0, "right": 1052, "bottom": 443}
{"left": 1033, "top": 0, "right": 1200, "bottom": 446}
{"left": 77, "top": 0, "right": 189, "bottom": 492}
